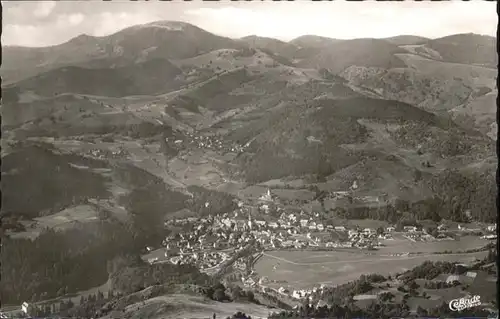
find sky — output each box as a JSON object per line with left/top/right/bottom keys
{"left": 2, "top": 1, "right": 497, "bottom": 47}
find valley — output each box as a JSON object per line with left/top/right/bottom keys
{"left": 1, "top": 15, "right": 497, "bottom": 319}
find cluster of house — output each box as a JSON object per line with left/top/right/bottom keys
{"left": 167, "top": 213, "right": 385, "bottom": 257}
{"left": 158, "top": 191, "right": 498, "bottom": 271}
{"left": 0, "top": 302, "right": 32, "bottom": 319}
{"left": 322, "top": 190, "right": 388, "bottom": 204}
{"left": 290, "top": 285, "right": 327, "bottom": 300}
{"left": 233, "top": 258, "right": 248, "bottom": 272}
{"left": 84, "top": 147, "right": 125, "bottom": 160}
{"left": 481, "top": 233, "right": 497, "bottom": 240}
{"left": 479, "top": 224, "right": 497, "bottom": 240}
{"left": 163, "top": 204, "right": 399, "bottom": 258}
{"left": 346, "top": 228, "right": 381, "bottom": 249}
{"left": 168, "top": 251, "right": 230, "bottom": 271}
{"left": 156, "top": 216, "right": 260, "bottom": 269}
{"left": 253, "top": 283, "right": 328, "bottom": 302}
{"left": 172, "top": 131, "right": 249, "bottom": 154}
{"left": 441, "top": 223, "right": 497, "bottom": 240}
{"left": 240, "top": 274, "right": 323, "bottom": 301}
{"left": 405, "top": 232, "right": 443, "bottom": 242}
{"left": 147, "top": 226, "right": 232, "bottom": 269}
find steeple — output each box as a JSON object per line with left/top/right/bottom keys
{"left": 247, "top": 212, "right": 253, "bottom": 230}
{"left": 259, "top": 188, "right": 273, "bottom": 201}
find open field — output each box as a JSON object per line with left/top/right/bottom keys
{"left": 168, "top": 150, "right": 244, "bottom": 192}
{"left": 395, "top": 53, "right": 497, "bottom": 88}
{"left": 259, "top": 178, "right": 307, "bottom": 189}
{"left": 254, "top": 250, "right": 487, "bottom": 290}
{"left": 9, "top": 205, "right": 100, "bottom": 240}
{"left": 38, "top": 137, "right": 182, "bottom": 188}
{"left": 169, "top": 153, "right": 224, "bottom": 187}
{"left": 1, "top": 279, "right": 111, "bottom": 311}
{"left": 344, "top": 219, "right": 391, "bottom": 229}
{"left": 238, "top": 185, "right": 272, "bottom": 199}
{"left": 117, "top": 293, "right": 273, "bottom": 319}
{"left": 270, "top": 189, "right": 316, "bottom": 201}
{"left": 238, "top": 185, "right": 315, "bottom": 202}
{"left": 142, "top": 248, "right": 171, "bottom": 263}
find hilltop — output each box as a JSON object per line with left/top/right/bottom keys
{"left": 289, "top": 35, "right": 344, "bottom": 49}
{"left": 297, "top": 38, "right": 408, "bottom": 73}
{"left": 4, "top": 58, "right": 183, "bottom": 98}
{"left": 1, "top": 21, "right": 246, "bottom": 83}
{"left": 384, "top": 35, "right": 429, "bottom": 46}
{"left": 425, "top": 33, "right": 497, "bottom": 68}
{"left": 330, "top": 33, "right": 497, "bottom": 138}
{"left": 241, "top": 35, "right": 299, "bottom": 60}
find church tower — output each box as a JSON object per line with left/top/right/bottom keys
{"left": 247, "top": 213, "right": 253, "bottom": 230}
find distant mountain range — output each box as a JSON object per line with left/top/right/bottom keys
{"left": 3, "top": 21, "right": 496, "bottom": 193}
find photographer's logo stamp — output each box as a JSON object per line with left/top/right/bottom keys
{"left": 448, "top": 295, "right": 481, "bottom": 311}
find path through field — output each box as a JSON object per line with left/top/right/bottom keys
{"left": 255, "top": 250, "right": 487, "bottom": 289}
{"left": 261, "top": 251, "right": 482, "bottom": 266}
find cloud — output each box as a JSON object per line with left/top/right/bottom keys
{"left": 92, "top": 11, "right": 161, "bottom": 36}
{"left": 2, "top": 24, "right": 47, "bottom": 47}
{"left": 2, "top": 1, "right": 496, "bottom": 47}
{"left": 185, "top": 6, "right": 327, "bottom": 40}
{"left": 185, "top": 2, "right": 497, "bottom": 40}
{"left": 33, "top": 1, "right": 57, "bottom": 18}
{"left": 68, "top": 13, "right": 85, "bottom": 26}
{"left": 56, "top": 13, "right": 85, "bottom": 27}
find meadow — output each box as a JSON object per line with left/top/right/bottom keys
{"left": 254, "top": 249, "right": 487, "bottom": 290}
{"left": 10, "top": 205, "right": 100, "bottom": 240}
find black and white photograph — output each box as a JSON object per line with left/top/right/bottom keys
{"left": 1, "top": 1, "right": 498, "bottom": 318}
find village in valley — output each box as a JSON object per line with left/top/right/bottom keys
{"left": 4, "top": 121, "right": 496, "bottom": 318}
{"left": 143, "top": 186, "right": 497, "bottom": 304}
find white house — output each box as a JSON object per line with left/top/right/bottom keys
{"left": 465, "top": 271, "right": 477, "bottom": 279}
{"left": 363, "top": 228, "right": 374, "bottom": 234}
{"left": 335, "top": 226, "right": 346, "bottom": 231}
{"left": 255, "top": 220, "right": 266, "bottom": 226}
{"left": 487, "top": 224, "right": 496, "bottom": 232}
{"left": 386, "top": 226, "right": 395, "bottom": 232}
{"left": 292, "top": 290, "right": 303, "bottom": 299}
{"left": 437, "top": 224, "right": 447, "bottom": 231}
{"left": 404, "top": 226, "right": 417, "bottom": 232}
{"left": 268, "top": 222, "right": 279, "bottom": 229}
{"left": 446, "top": 275, "right": 460, "bottom": 283}
{"left": 483, "top": 234, "right": 497, "bottom": 240}
{"left": 22, "top": 302, "right": 32, "bottom": 315}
